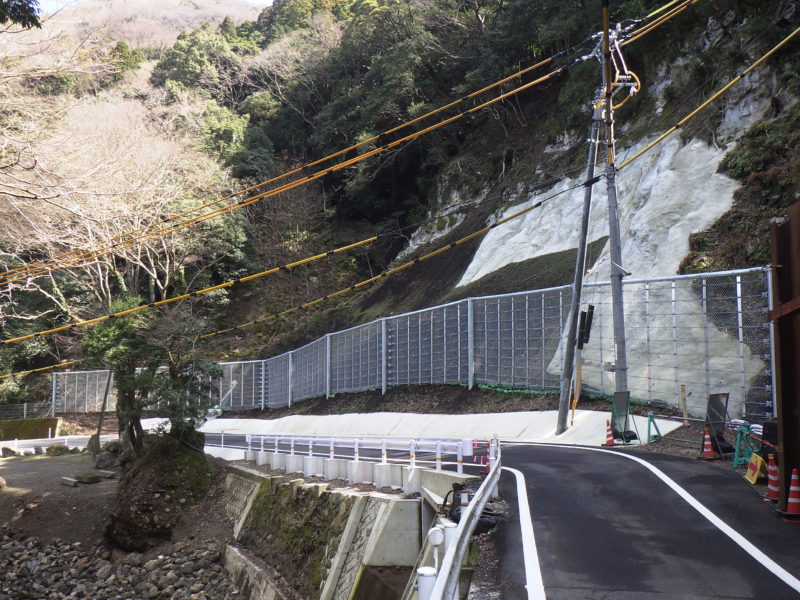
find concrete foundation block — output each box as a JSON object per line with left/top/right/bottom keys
{"left": 255, "top": 451, "right": 269, "bottom": 467}
{"left": 269, "top": 452, "right": 285, "bottom": 471}
{"left": 347, "top": 461, "right": 373, "bottom": 485}
{"left": 373, "top": 464, "right": 403, "bottom": 489}
{"left": 285, "top": 454, "right": 304, "bottom": 474}
{"left": 244, "top": 450, "right": 258, "bottom": 462}
{"left": 324, "top": 458, "right": 344, "bottom": 480}
{"left": 402, "top": 466, "right": 423, "bottom": 494}
{"left": 303, "top": 456, "right": 324, "bottom": 477}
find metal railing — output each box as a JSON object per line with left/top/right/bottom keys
{"left": 51, "top": 267, "right": 775, "bottom": 422}
{"left": 0, "top": 402, "right": 53, "bottom": 420}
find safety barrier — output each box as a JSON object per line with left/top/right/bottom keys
{"left": 0, "top": 402, "right": 53, "bottom": 420}
{"left": 51, "top": 267, "right": 775, "bottom": 422}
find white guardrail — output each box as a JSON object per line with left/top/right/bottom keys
{"left": 420, "top": 437, "right": 500, "bottom": 600}
{"left": 223, "top": 434, "right": 478, "bottom": 474}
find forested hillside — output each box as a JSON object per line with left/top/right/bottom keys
{"left": 0, "top": 0, "right": 798, "bottom": 403}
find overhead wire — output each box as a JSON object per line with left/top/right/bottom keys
{"left": 200, "top": 180, "right": 593, "bottom": 340}
{"left": 0, "top": 0, "right": 724, "bottom": 360}
{"left": 617, "top": 25, "right": 800, "bottom": 171}
{"left": 0, "top": 359, "right": 83, "bottom": 380}
{"left": 0, "top": 45, "right": 592, "bottom": 287}
{"left": 0, "top": 0, "right": 687, "bottom": 288}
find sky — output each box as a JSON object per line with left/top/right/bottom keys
{"left": 37, "top": 0, "right": 272, "bottom": 13}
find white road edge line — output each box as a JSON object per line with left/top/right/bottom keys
{"left": 525, "top": 443, "right": 800, "bottom": 594}
{"left": 502, "top": 466, "right": 547, "bottom": 600}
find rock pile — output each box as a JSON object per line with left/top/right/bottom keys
{"left": 0, "top": 532, "right": 240, "bottom": 599}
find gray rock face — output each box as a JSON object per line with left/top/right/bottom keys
{"left": 0, "top": 530, "right": 239, "bottom": 599}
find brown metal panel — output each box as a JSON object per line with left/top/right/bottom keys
{"left": 769, "top": 207, "right": 800, "bottom": 511}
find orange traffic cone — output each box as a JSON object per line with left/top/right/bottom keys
{"left": 698, "top": 428, "right": 720, "bottom": 461}
{"left": 777, "top": 467, "right": 800, "bottom": 522}
{"left": 763, "top": 454, "right": 780, "bottom": 504}
{"left": 602, "top": 420, "right": 615, "bottom": 447}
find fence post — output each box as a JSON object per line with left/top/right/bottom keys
{"left": 735, "top": 275, "right": 747, "bottom": 411}
{"left": 23, "top": 403, "right": 26, "bottom": 420}
{"left": 766, "top": 268, "right": 778, "bottom": 418}
{"left": 702, "top": 278, "right": 711, "bottom": 399}
{"left": 288, "top": 352, "right": 294, "bottom": 408}
{"left": 326, "top": 334, "right": 332, "bottom": 399}
{"left": 260, "top": 360, "right": 266, "bottom": 411}
{"left": 467, "top": 299, "right": 475, "bottom": 390}
{"left": 50, "top": 373, "right": 57, "bottom": 417}
{"left": 381, "top": 319, "right": 387, "bottom": 394}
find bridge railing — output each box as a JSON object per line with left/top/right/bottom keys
{"left": 51, "top": 267, "right": 775, "bottom": 421}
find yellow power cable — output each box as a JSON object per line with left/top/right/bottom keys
{"left": 0, "top": 359, "right": 83, "bottom": 380}
{"left": 2, "top": 0, "right": 688, "bottom": 285}
{"left": 0, "top": 236, "right": 381, "bottom": 346}
{"left": 623, "top": 0, "right": 702, "bottom": 46}
{"left": 201, "top": 180, "right": 591, "bottom": 339}
{"left": 0, "top": 55, "right": 564, "bottom": 286}
{"left": 617, "top": 25, "right": 800, "bottom": 171}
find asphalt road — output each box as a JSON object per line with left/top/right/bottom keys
{"left": 497, "top": 443, "right": 800, "bottom": 600}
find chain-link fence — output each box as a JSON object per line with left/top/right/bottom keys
{"left": 0, "top": 402, "right": 53, "bottom": 420}
{"left": 50, "top": 267, "right": 775, "bottom": 422}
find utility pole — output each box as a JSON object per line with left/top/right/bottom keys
{"left": 556, "top": 118, "right": 601, "bottom": 435}
{"left": 602, "top": 0, "right": 631, "bottom": 434}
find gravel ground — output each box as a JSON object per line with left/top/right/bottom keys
{"left": 0, "top": 533, "right": 239, "bottom": 600}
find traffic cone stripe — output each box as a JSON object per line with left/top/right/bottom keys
{"left": 765, "top": 454, "right": 780, "bottom": 503}
{"left": 602, "top": 420, "right": 615, "bottom": 447}
{"left": 698, "top": 427, "right": 719, "bottom": 461}
{"left": 785, "top": 468, "right": 800, "bottom": 517}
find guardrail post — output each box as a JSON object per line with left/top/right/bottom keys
{"left": 329, "top": 439, "right": 335, "bottom": 460}
{"left": 308, "top": 438, "right": 313, "bottom": 457}
{"left": 381, "top": 318, "right": 388, "bottom": 394}
{"left": 220, "top": 430, "right": 225, "bottom": 448}
{"left": 456, "top": 443, "right": 463, "bottom": 475}
{"left": 246, "top": 434, "right": 251, "bottom": 452}
{"left": 417, "top": 566, "right": 436, "bottom": 600}
{"left": 325, "top": 334, "right": 332, "bottom": 399}
{"left": 467, "top": 298, "right": 474, "bottom": 390}
{"left": 354, "top": 439, "right": 360, "bottom": 463}
{"left": 410, "top": 439, "right": 416, "bottom": 468}
{"left": 435, "top": 441, "right": 442, "bottom": 472}
{"left": 290, "top": 438, "right": 295, "bottom": 456}
{"left": 489, "top": 435, "right": 499, "bottom": 498}
{"left": 381, "top": 439, "right": 387, "bottom": 464}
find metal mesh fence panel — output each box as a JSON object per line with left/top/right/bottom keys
{"left": 329, "top": 322, "right": 382, "bottom": 394}
{"left": 0, "top": 403, "right": 52, "bottom": 420}
{"left": 581, "top": 269, "right": 772, "bottom": 421}
{"left": 264, "top": 353, "right": 291, "bottom": 408}
{"left": 49, "top": 268, "right": 773, "bottom": 422}
{"left": 473, "top": 287, "right": 570, "bottom": 390}
{"left": 52, "top": 370, "right": 116, "bottom": 413}
{"left": 293, "top": 338, "right": 327, "bottom": 402}
{"left": 219, "top": 360, "right": 263, "bottom": 410}
{"left": 385, "top": 302, "right": 467, "bottom": 387}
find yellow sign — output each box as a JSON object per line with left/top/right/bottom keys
{"left": 744, "top": 453, "right": 766, "bottom": 484}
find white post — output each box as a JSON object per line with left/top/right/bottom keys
{"left": 220, "top": 430, "right": 225, "bottom": 448}
{"left": 381, "top": 439, "right": 387, "bottom": 464}
{"left": 467, "top": 299, "right": 475, "bottom": 390}
{"left": 325, "top": 334, "right": 332, "bottom": 399}
{"left": 354, "top": 439, "right": 360, "bottom": 463}
{"left": 51, "top": 373, "right": 57, "bottom": 417}
{"left": 456, "top": 443, "right": 463, "bottom": 475}
{"left": 23, "top": 403, "right": 27, "bottom": 420}
{"left": 246, "top": 434, "right": 251, "bottom": 452}
{"left": 260, "top": 361, "right": 266, "bottom": 411}
{"left": 443, "top": 522, "right": 459, "bottom": 600}
{"left": 48, "top": 428, "right": 52, "bottom": 440}
{"left": 287, "top": 353, "right": 294, "bottom": 408}
{"left": 329, "top": 439, "right": 335, "bottom": 460}
{"left": 290, "top": 438, "right": 295, "bottom": 456}
{"left": 410, "top": 439, "right": 416, "bottom": 468}
{"left": 435, "top": 441, "right": 442, "bottom": 472}
{"left": 14, "top": 439, "right": 18, "bottom": 451}
{"left": 308, "top": 438, "right": 313, "bottom": 457}
{"left": 381, "top": 318, "right": 388, "bottom": 394}
{"left": 417, "top": 567, "right": 437, "bottom": 600}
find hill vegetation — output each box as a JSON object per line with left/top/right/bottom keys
{"left": 0, "top": 0, "right": 798, "bottom": 402}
